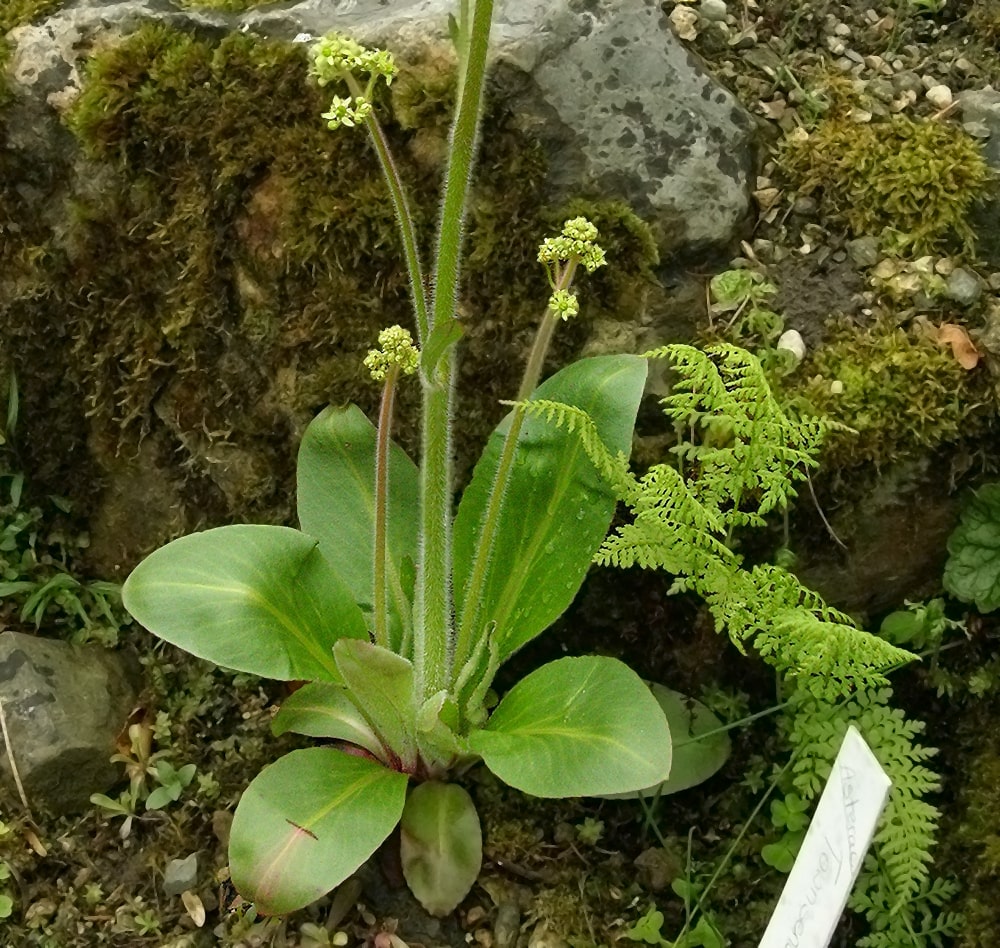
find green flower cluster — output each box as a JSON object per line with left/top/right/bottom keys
{"left": 547, "top": 288, "right": 579, "bottom": 320}
{"left": 364, "top": 325, "right": 420, "bottom": 382}
{"left": 310, "top": 32, "right": 397, "bottom": 130}
{"left": 321, "top": 95, "right": 372, "bottom": 130}
{"left": 537, "top": 217, "right": 607, "bottom": 274}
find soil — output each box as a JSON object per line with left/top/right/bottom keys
{"left": 3, "top": 1, "right": 1000, "bottom": 947}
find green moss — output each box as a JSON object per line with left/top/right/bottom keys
{"left": 784, "top": 323, "right": 992, "bottom": 470}
{"left": 0, "top": 0, "right": 61, "bottom": 34}
{"left": 778, "top": 115, "right": 991, "bottom": 255}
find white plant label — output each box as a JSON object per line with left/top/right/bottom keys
{"left": 759, "top": 725, "right": 891, "bottom": 948}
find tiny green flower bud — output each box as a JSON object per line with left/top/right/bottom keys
{"left": 548, "top": 289, "right": 579, "bottom": 320}
{"left": 322, "top": 95, "right": 371, "bottom": 130}
{"left": 364, "top": 326, "right": 420, "bottom": 382}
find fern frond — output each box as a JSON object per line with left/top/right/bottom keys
{"left": 506, "top": 398, "right": 638, "bottom": 501}
{"left": 645, "top": 343, "right": 827, "bottom": 524}
{"left": 787, "top": 688, "right": 944, "bottom": 913}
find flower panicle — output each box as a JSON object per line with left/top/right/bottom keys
{"left": 310, "top": 32, "right": 397, "bottom": 131}
{"left": 365, "top": 326, "right": 420, "bottom": 382}
{"left": 537, "top": 216, "right": 607, "bottom": 276}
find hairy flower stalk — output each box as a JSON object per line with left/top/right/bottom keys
{"left": 416, "top": 0, "right": 496, "bottom": 701}
{"left": 453, "top": 219, "right": 605, "bottom": 691}
{"left": 365, "top": 327, "right": 420, "bottom": 649}
{"left": 311, "top": 35, "right": 430, "bottom": 344}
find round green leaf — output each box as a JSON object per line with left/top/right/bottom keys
{"left": 123, "top": 525, "right": 367, "bottom": 682}
{"left": 597, "top": 685, "right": 730, "bottom": 799}
{"left": 230, "top": 748, "right": 408, "bottom": 915}
{"left": 400, "top": 782, "right": 482, "bottom": 917}
{"left": 469, "top": 656, "right": 672, "bottom": 798}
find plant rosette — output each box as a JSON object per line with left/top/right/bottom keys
{"left": 122, "top": 12, "right": 680, "bottom": 916}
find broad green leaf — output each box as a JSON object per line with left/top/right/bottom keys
{"left": 468, "top": 656, "right": 671, "bottom": 798}
{"left": 453, "top": 356, "right": 646, "bottom": 663}
{"left": 334, "top": 639, "right": 418, "bottom": 769}
{"left": 297, "top": 405, "right": 419, "bottom": 648}
{"left": 944, "top": 483, "right": 1000, "bottom": 612}
{"left": 400, "top": 782, "right": 482, "bottom": 916}
{"left": 272, "top": 683, "right": 385, "bottom": 760}
{"left": 230, "top": 748, "right": 408, "bottom": 915}
{"left": 597, "top": 685, "right": 730, "bottom": 799}
{"left": 123, "top": 525, "right": 366, "bottom": 682}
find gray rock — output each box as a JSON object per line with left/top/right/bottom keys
{"left": 958, "top": 88, "right": 1000, "bottom": 168}
{"left": 8, "top": 0, "right": 756, "bottom": 251}
{"left": 698, "top": 0, "right": 729, "bottom": 23}
{"left": 0, "top": 632, "right": 139, "bottom": 815}
{"left": 944, "top": 267, "right": 982, "bottom": 306}
{"left": 163, "top": 853, "right": 199, "bottom": 898}
{"left": 846, "top": 236, "right": 880, "bottom": 268}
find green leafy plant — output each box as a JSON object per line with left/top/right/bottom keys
{"left": 123, "top": 7, "right": 674, "bottom": 918}
{"left": 709, "top": 269, "right": 783, "bottom": 345}
{"left": 90, "top": 716, "right": 197, "bottom": 838}
{"left": 944, "top": 482, "right": 1000, "bottom": 612}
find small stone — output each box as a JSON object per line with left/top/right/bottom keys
{"left": 893, "top": 71, "right": 924, "bottom": 96}
{"left": 634, "top": 847, "right": 682, "bottom": 892}
{"left": 867, "top": 78, "right": 895, "bottom": 103}
{"left": 955, "top": 58, "right": 977, "bottom": 75}
{"left": 698, "top": 0, "right": 728, "bottom": 23}
{"left": 944, "top": 267, "right": 982, "bottom": 306}
{"left": 826, "top": 37, "right": 846, "bottom": 55}
{"left": 833, "top": 22, "right": 851, "bottom": 37}
{"left": 926, "top": 84, "right": 953, "bottom": 109}
{"left": 846, "top": 236, "right": 880, "bottom": 268}
{"left": 163, "top": 854, "right": 199, "bottom": 898}
{"left": 791, "top": 195, "right": 817, "bottom": 216}
{"left": 669, "top": 6, "right": 699, "bottom": 41}
{"left": 777, "top": 329, "right": 806, "bottom": 364}
{"left": 988, "top": 273, "right": 1000, "bottom": 292}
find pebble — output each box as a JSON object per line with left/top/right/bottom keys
{"left": 791, "top": 195, "right": 818, "bottom": 216}
{"left": 846, "top": 236, "right": 880, "bottom": 268}
{"left": 893, "top": 71, "right": 924, "bottom": 96}
{"left": 944, "top": 267, "right": 982, "bottom": 306}
{"left": 699, "top": 0, "right": 729, "bottom": 23}
{"left": 867, "top": 78, "right": 896, "bottom": 103}
{"left": 955, "top": 58, "right": 977, "bottom": 75}
{"left": 926, "top": 84, "right": 953, "bottom": 109}
{"left": 163, "top": 854, "right": 199, "bottom": 898}
{"left": 834, "top": 22, "right": 852, "bottom": 37}
{"left": 777, "top": 330, "right": 806, "bottom": 365}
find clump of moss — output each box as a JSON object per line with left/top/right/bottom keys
{"left": 967, "top": 0, "right": 1000, "bottom": 44}
{"left": 786, "top": 323, "right": 991, "bottom": 469}
{"left": 778, "top": 115, "right": 991, "bottom": 255}
{"left": 0, "top": 0, "right": 62, "bottom": 34}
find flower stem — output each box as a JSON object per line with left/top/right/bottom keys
{"left": 347, "top": 74, "right": 430, "bottom": 345}
{"left": 373, "top": 365, "right": 399, "bottom": 648}
{"left": 414, "top": 0, "right": 495, "bottom": 701}
{"left": 452, "top": 262, "right": 578, "bottom": 684}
